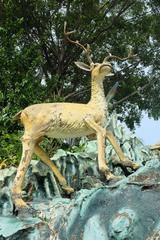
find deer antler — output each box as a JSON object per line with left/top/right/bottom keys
{"left": 64, "top": 22, "right": 94, "bottom": 65}
{"left": 103, "top": 48, "right": 137, "bottom": 62}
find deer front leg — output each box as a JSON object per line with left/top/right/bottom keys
{"left": 34, "top": 144, "right": 74, "bottom": 194}
{"left": 11, "top": 136, "right": 35, "bottom": 209}
{"left": 85, "top": 119, "right": 115, "bottom": 180}
{"left": 105, "top": 130, "right": 140, "bottom": 170}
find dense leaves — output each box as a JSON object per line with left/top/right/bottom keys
{"left": 0, "top": 0, "right": 160, "bottom": 164}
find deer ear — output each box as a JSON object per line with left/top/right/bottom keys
{"left": 74, "top": 62, "right": 91, "bottom": 71}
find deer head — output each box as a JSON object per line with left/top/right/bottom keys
{"left": 74, "top": 61, "right": 114, "bottom": 82}
{"left": 64, "top": 22, "right": 136, "bottom": 82}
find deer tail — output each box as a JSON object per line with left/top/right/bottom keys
{"left": 12, "top": 110, "right": 22, "bottom": 122}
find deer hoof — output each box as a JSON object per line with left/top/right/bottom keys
{"left": 105, "top": 172, "right": 122, "bottom": 181}
{"left": 14, "top": 198, "right": 28, "bottom": 209}
{"left": 62, "top": 185, "right": 74, "bottom": 194}
{"left": 132, "top": 162, "right": 140, "bottom": 170}
{"left": 122, "top": 158, "right": 140, "bottom": 170}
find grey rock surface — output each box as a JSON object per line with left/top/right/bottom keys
{"left": 0, "top": 112, "right": 160, "bottom": 239}
{"left": 47, "top": 159, "right": 160, "bottom": 240}
{"left": 0, "top": 159, "right": 160, "bottom": 239}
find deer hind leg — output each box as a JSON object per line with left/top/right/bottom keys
{"left": 11, "top": 135, "right": 35, "bottom": 208}
{"left": 34, "top": 144, "right": 74, "bottom": 194}
{"left": 105, "top": 130, "right": 140, "bottom": 170}
{"left": 85, "top": 119, "right": 115, "bottom": 180}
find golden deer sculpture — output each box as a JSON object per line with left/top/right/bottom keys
{"left": 11, "top": 23, "right": 139, "bottom": 208}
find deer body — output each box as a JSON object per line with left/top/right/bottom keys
{"left": 19, "top": 102, "right": 104, "bottom": 139}
{"left": 11, "top": 24, "right": 140, "bottom": 209}
{"left": 19, "top": 73, "right": 107, "bottom": 139}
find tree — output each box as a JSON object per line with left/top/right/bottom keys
{"left": 0, "top": 0, "right": 160, "bottom": 164}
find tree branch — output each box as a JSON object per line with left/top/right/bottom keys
{"left": 113, "top": 81, "right": 154, "bottom": 106}
{"left": 64, "top": 87, "right": 90, "bottom": 100}
{"left": 89, "top": 1, "right": 136, "bottom": 44}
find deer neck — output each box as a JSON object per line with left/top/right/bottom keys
{"left": 89, "top": 77, "right": 106, "bottom": 108}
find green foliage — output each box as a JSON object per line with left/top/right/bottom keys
{"left": 62, "top": 141, "right": 86, "bottom": 153}
{"left": 40, "top": 138, "right": 63, "bottom": 158}
{"left": 0, "top": 130, "right": 22, "bottom": 166}
{"left": 0, "top": 0, "right": 160, "bottom": 165}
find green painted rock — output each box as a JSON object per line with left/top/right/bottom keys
{"left": 0, "top": 159, "right": 160, "bottom": 239}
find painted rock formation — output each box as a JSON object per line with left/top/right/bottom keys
{"left": 0, "top": 113, "right": 159, "bottom": 239}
